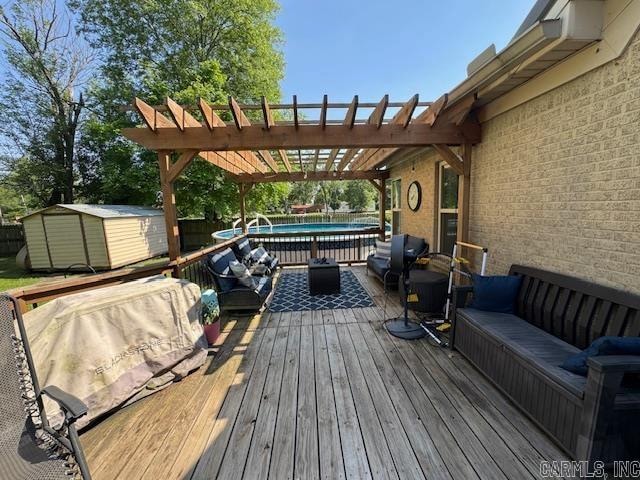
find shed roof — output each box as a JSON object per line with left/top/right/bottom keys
{"left": 22, "top": 204, "right": 163, "bottom": 219}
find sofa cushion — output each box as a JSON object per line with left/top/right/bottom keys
{"left": 458, "top": 308, "right": 586, "bottom": 397}
{"left": 562, "top": 336, "right": 640, "bottom": 376}
{"left": 229, "top": 260, "right": 256, "bottom": 288}
{"left": 255, "top": 275, "right": 272, "bottom": 297}
{"left": 468, "top": 274, "right": 522, "bottom": 314}
{"left": 375, "top": 240, "right": 391, "bottom": 259}
{"left": 367, "top": 254, "right": 390, "bottom": 278}
{"left": 233, "top": 238, "right": 253, "bottom": 260}
{"left": 208, "top": 248, "right": 239, "bottom": 292}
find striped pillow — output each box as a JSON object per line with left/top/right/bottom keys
{"left": 375, "top": 240, "right": 391, "bottom": 259}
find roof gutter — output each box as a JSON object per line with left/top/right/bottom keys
{"left": 445, "top": 0, "right": 605, "bottom": 110}
{"left": 447, "top": 19, "right": 563, "bottom": 107}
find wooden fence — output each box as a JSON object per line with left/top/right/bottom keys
{"left": 178, "top": 219, "right": 226, "bottom": 251}
{"left": 0, "top": 224, "right": 24, "bottom": 256}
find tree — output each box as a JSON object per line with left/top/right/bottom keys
{"left": 288, "top": 182, "right": 317, "bottom": 206}
{"left": 0, "top": 0, "right": 93, "bottom": 204}
{"left": 317, "top": 181, "right": 344, "bottom": 213}
{"left": 71, "top": 0, "right": 284, "bottom": 220}
{"left": 344, "top": 180, "right": 375, "bottom": 212}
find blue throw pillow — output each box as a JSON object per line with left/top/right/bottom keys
{"left": 468, "top": 274, "right": 522, "bottom": 314}
{"left": 561, "top": 336, "right": 640, "bottom": 376}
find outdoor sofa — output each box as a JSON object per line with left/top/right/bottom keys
{"left": 206, "top": 247, "right": 273, "bottom": 311}
{"left": 451, "top": 264, "right": 640, "bottom": 465}
{"left": 366, "top": 234, "right": 428, "bottom": 288}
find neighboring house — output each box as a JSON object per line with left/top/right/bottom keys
{"left": 384, "top": 0, "right": 640, "bottom": 294}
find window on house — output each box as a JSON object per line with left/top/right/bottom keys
{"left": 438, "top": 163, "right": 458, "bottom": 254}
{"left": 390, "top": 178, "right": 401, "bottom": 234}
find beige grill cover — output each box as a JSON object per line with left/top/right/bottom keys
{"left": 24, "top": 276, "right": 207, "bottom": 429}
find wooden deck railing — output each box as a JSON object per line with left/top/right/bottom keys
{"left": 8, "top": 236, "right": 241, "bottom": 313}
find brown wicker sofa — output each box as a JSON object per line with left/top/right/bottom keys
{"left": 450, "top": 265, "right": 640, "bottom": 465}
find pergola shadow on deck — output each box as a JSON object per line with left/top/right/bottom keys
{"left": 80, "top": 266, "right": 569, "bottom": 480}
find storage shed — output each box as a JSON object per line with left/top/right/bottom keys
{"left": 21, "top": 205, "right": 168, "bottom": 271}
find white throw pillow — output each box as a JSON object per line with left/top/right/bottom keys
{"left": 229, "top": 260, "right": 256, "bottom": 288}
{"left": 375, "top": 240, "right": 391, "bottom": 259}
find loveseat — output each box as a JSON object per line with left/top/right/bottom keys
{"left": 451, "top": 265, "right": 640, "bottom": 465}
{"left": 206, "top": 247, "right": 273, "bottom": 311}
{"left": 366, "top": 234, "right": 428, "bottom": 288}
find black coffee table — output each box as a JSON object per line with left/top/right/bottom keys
{"left": 308, "top": 258, "right": 340, "bottom": 295}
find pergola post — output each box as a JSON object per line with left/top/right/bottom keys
{"left": 158, "top": 151, "right": 181, "bottom": 262}
{"left": 239, "top": 183, "right": 247, "bottom": 234}
{"left": 238, "top": 183, "right": 254, "bottom": 234}
{"left": 457, "top": 143, "right": 472, "bottom": 243}
{"left": 376, "top": 178, "right": 387, "bottom": 240}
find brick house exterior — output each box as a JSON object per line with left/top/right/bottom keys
{"left": 389, "top": 1, "right": 640, "bottom": 294}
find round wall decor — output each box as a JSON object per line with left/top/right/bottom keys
{"left": 407, "top": 181, "right": 422, "bottom": 211}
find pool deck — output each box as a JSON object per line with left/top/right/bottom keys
{"left": 79, "top": 265, "right": 570, "bottom": 480}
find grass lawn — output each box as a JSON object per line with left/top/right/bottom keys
{"left": 0, "top": 257, "right": 47, "bottom": 292}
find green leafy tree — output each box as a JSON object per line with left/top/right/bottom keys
{"left": 0, "top": 0, "right": 93, "bottom": 204}
{"left": 72, "top": 0, "right": 284, "bottom": 219}
{"left": 344, "top": 180, "right": 375, "bottom": 212}
{"left": 288, "top": 182, "right": 317, "bottom": 206}
{"left": 317, "top": 181, "right": 344, "bottom": 213}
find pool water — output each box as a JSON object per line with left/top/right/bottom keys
{"left": 214, "top": 222, "right": 388, "bottom": 240}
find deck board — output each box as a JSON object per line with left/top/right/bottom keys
{"left": 80, "top": 265, "right": 570, "bottom": 480}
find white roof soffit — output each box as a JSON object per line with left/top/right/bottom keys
{"left": 447, "top": 0, "right": 604, "bottom": 108}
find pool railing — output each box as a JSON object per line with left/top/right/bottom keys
{"left": 247, "top": 228, "right": 384, "bottom": 266}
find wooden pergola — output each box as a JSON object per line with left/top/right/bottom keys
{"left": 122, "top": 93, "right": 480, "bottom": 262}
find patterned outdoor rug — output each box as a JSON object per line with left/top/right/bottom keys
{"left": 268, "top": 270, "right": 375, "bottom": 312}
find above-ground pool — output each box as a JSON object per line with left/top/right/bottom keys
{"left": 213, "top": 222, "right": 390, "bottom": 241}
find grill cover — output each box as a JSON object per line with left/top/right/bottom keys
{"left": 24, "top": 276, "right": 207, "bottom": 429}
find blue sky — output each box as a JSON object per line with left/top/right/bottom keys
{"left": 276, "top": 0, "right": 534, "bottom": 118}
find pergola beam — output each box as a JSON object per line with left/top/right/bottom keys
{"left": 344, "top": 95, "right": 358, "bottom": 129}
{"left": 199, "top": 151, "right": 246, "bottom": 175}
{"left": 431, "top": 144, "right": 464, "bottom": 175}
{"left": 326, "top": 95, "right": 360, "bottom": 171}
{"left": 134, "top": 98, "right": 175, "bottom": 131}
{"left": 261, "top": 96, "right": 274, "bottom": 129}
{"left": 198, "top": 98, "right": 226, "bottom": 129}
{"left": 293, "top": 95, "right": 299, "bottom": 129}
{"left": 236, "top": 170, "right": 389, "bottom": 183}
{"left": 122, "top": 122, "right": 480, "bottom": 151}
{"left": 168, "top": 150, "right": 197, "bottom": 182}
{"left": 279, "top": 150, "right": 292, "bottom": 173}
{"left": 319, "top": 94, "right": 328, "bottom": 129}
{"left": 415, "top": 93, "right": 448, "bottom": 126}
{"left": 165, "top": 97, "right": 200, "bottom": 131}
{"left": 336, "top": 148, "right": 358, "bottom": 172}
{"left": 351, "top": 93, "right": 419, "bottom": 170}
{"left": 369, "top": 94, "right": 389, "bottom": 129}
{"left": 227, "top": 96, "right": 275, "bottom": 172}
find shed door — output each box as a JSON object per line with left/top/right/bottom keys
{"left": 43, "top": 215, "right": 88, "bottom": 268}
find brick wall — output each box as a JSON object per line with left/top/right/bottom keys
{"left": 470, "top": 31, "right": 640, "bottom": 294}
{"left": 389, "top": 151, "right": 439, "bottom": 247}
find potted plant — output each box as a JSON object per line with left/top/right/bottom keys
{"left": 201, "top": 289, "right": 221, "bottom": 346}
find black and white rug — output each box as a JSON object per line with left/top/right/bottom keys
{"left": 268, "top": 270, "right": 375, "bottom": 312}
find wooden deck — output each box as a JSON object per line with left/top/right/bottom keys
{"left": 80, "top": 266, "right": 570, "bottom": 480}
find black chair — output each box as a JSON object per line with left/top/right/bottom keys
{"left": 383, "top": 235, "right": 428, "bottom": 340}
{"left": 399, "top": 252, "right": 450, "bottom": 316}
{"left": 0, "top": 294, "right": 92, "bottom": 479}
{"left": 367, "top": 234, "right": 428, "bottom": 288}
{"left": 206, "top": 248, "right": 272, "bottom": 312}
